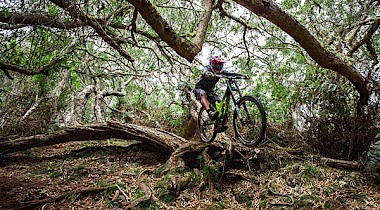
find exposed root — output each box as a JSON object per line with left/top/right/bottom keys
{"left": 167, "top": 172, "right": 194, "bottom": 195}
{"left": 126, "top": 182, "right": 152, "bottom": 209}
{"left": 224, "top": 168, "right": 252, "bottom": 181}
{"left": 15, "top": 187, "right": 107, "bottom": 210}
{"left": 162, "top": 141, "right": 211, "bottom": 174}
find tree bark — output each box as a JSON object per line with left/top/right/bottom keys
{"left": 183, "top": 87, "right": 202, "bottom": 139}
{"left": 72, "top": 85, "right": 95, "bottom": 125}
{"left": 0, "top": 121, "right": 187, "bottom": 155}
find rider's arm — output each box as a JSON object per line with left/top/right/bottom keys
{"left": 202, "top": 65, "right": 214, "bottom": 79}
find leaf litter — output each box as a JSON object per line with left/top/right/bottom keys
{"left": 0, "top": 139, "right": 379, "bottom": 209}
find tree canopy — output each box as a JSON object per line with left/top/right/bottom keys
{"left": 0, "top": 0, "right": 379, "bottom": 156}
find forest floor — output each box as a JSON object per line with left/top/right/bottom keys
{"left": 0, "top": 137, "right": 379, "bottom": 210}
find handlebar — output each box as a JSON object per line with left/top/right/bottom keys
{"left": 215, "top": 73, "right": 249, "bottom": 80}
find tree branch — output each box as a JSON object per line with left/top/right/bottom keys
{"left": 127, "top": 0, "right": 214, "bottom": 62}
{"left": 234, "top": 0, "right": 369, "bottom": 105}
{"left": 347, "top": 19, "right": 380, "bottom": 57}
{"left": 49, "top": 0, "right": 134, "bottom": 62}
{"left": 125, "top": 183, "right": 152, "bottom": 209}
{"left": 193, "top": 0, "right": 214, "bottom": 50}
{"left": 0, "top": 38, "right": 77, "bottom": 76}
{"left": 127, "top": 0, "right": 198, "bottom": 61}
{"left": 72, "top": 85, "right": 95, "bottom": 125}
{"left": 0, "top": 61, "right": 34, "bottom": 75}
{"left": 0, "top": 11, "right": 85, "bottom": 29}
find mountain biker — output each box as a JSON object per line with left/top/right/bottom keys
{"left": 194, "top": 55, "right": 234, "bottom": 120}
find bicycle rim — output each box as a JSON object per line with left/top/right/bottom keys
{"left": 233, "top": 96, "right": 266, "bottom": 146}
{"left": 198, "top": 108, "right": 216, "bottom": 143}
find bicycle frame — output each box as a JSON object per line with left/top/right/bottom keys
{"left": 214, "top": 76, "right": 244, "bottom": 125}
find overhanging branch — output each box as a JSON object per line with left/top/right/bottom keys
{"left": 193, "top": 0, "right": 215, "bottom": 50}
{"left": 234, "top": 0, "right": 369, "bottom": 105}
{"left": 49, "top": 0, "right": 134, "bottom": 62}
{"left": 0, "top": 38, "right": 77, "bottom": 76}
{"left": 127, "top": 0, "right": 214, "bottom": 62}
{"left": 0, "top": 11, "right": 85, "bottom": 29}
{"left": 348, "top": 19, "right": 380, "bottom": 57}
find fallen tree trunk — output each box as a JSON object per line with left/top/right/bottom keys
{"left": 0, "top": 121, "right": 187, "bottom": 155}
{"left": 321, "top": 157, "right": 361, "bottom": 170}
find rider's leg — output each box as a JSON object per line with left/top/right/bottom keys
{"left": 200, "top": 93, "right": 210, "bottom": 111}
{"left": 201, "top": 93, "right": 218, "bottom": 119}
{"left": 196, "top": 88, "right": 217, "bottom": 119}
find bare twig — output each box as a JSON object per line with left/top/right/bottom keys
{"left": 115, "top": 184, "right": 129, "bottom": 201}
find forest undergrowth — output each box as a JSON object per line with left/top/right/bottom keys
{"left": 0, "top": 126, "right": 379, "bottom": 210}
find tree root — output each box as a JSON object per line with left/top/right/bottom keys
{"left": 126, "top": 183, "right": 152, "bottom": 209}
{"left": 15, "top": 187, "right": 107, "bottom": 210}
{"left": 161, "top": 141, "right": 211, "bottom": 174}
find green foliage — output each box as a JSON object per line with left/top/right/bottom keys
{"left": 49, "top": 171, "right": 63, "bottom": 178}
{"left": 301, "top": 163, "right": 322, "bottom": 181}
{"left": 21, "top": 147, "right": 36, "bottom": 156}
{"left": 366, "top": 140, "right": 380, "bottom": 180}
{"left": 207, "top": 201, "right": 225, "bottom": 210}
{"left": 72, "top": 163, "right": 86, "bottom": 175}
{"left": 259, "top": 199, "right": 267, "bottom": 208}
{"left": 197, "top": 154, "right": 222, "bottom": 182}
{"left": 1, "top": 7, "right": 10, "bottom": 17}
{"left": 188, "top": 170, "right": 200, "bottom": 187}
{"left": 70, "top": 66, "right": 82, "bottom": 89}
{"left": 135, "top": 188, "right": 145, "bottom": 199}
{"left": 32, "top": 74, "right": 49, "bottom": 94}
{"left": 134, "top": 201, "right": 159, "bottom": 210}
{"left": 124, "top": 84, "right": 147, "bottom": 109}
{"left": 154, "top": 178, "right": 175, "bottom": 204}
{"left": 293, "top": 193, "right": 320, "bottom": 209}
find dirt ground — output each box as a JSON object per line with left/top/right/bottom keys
{"left": 0, "top": 140, "right": 379, "bottom": 210}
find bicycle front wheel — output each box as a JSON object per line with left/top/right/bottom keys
{"left": 198, "top": 108, "right": 217, "bottom": 143}
{"left": 233, "top": 96, "right": 267, "bottom": 146}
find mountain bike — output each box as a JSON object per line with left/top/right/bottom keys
{"left": 197, "top": 73, "right": 267, "bottom": 146}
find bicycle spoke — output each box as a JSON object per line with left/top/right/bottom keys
{"left": 198, "top": 108, "right": 216, "bottom": 142}
{"left": 233, "top": 96, "right": 266, "bottom": 146}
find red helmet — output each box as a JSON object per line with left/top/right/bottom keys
{"left": 209, "top": 56, "right": 225, "bottom": 73}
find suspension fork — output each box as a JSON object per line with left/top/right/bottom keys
{"left": 227, "top": 79, "right": 240, "bottom": 103}
{"left": 228, "top": 80, "right": 252, "bottom": 123}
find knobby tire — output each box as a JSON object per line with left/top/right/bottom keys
{"left": 198, "top": 108, "right": 217, "bottom": 143}
{"left": 233, "top": 96, "right": 266, "bottom": 146}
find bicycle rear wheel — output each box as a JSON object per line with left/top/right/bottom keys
{"left": 198, "top": 108, "right": 217, "bottom": 143}
{"left": 233, "top": 96, "right": 266, "bottom": 146}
